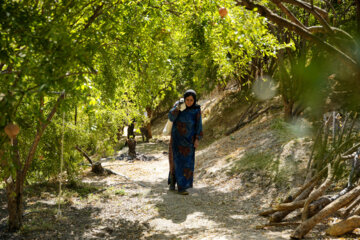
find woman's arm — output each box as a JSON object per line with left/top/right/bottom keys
{"left": 168, "top": 101, "right": 180, "bottom": 122}
{"left": 194, "top": 109, "right": 203, "bottom": 148}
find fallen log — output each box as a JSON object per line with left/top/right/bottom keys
{"left": 259, "top": 195, "right": 293, "bottom": 217}
{"left": 271, "top": 193, "right": 340, "bottom": 219}
{"left": 307, "top": 197, "right": 332, "bottom": 218}
{"left": 260, "top": 166, "right": 326, "bottom": 217}
{"left": 325, "top": 215, "right": 360, "bottom": 236}
{"left": 304, "top": 187, "right": 353, "bottom": 219}
{"left": 270, "top": 182, "right": 315, "bottom": 223}
{"left": 75, "top": 146, "right": 116, "bottom": 175}
{"left": 256, "top": 222, "right": 300, "bottom": 229}
{"left": 291, "top": 185, "right": 360, "bottom": 239}
{"left": 273, "top": 200, "right": 306, "bottom": 212}
{"left": 75, "top": 145, "right": 93, "bottom": 165}
{"left": 259, "top": 208, "right": 278, "bottom": 217}
{"left": 351, "top": 202, "right": 360, "bottom": 216}
{"left": 343, "top": 195, "right": 360, "bottom": 217}
{"left": 302, "top": 164, "right": 332, "bottom": 221}
{"left": 293, "top": 167, "right": 327, "bottom": 201}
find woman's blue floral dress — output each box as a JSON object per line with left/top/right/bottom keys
{"left": 168, "top": 103, "right": 203, "bottom": 190}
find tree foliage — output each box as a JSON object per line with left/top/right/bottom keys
{"left": 0, "top": 0, "right": 285, "bottom": 231}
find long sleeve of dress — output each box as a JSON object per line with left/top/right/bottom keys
{"left": 195, "top": 109, "right": 203, "bottom": 141}
{"left": 168, "top": 103, "right": 180, "bottom": 122}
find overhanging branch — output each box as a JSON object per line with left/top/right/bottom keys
{"left": 271, "top": 0, "right": 306, "bottom": 29}
{"left": 235, "top": 0, "right": 358, "bottom": 69}
{"left": 279, "top": 0, "right": 328, "bottom": 19}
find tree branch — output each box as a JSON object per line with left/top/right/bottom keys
{"left": 279, "top": 0, "right": 328, "bottom": 20}
{"left": 308, "top": 26, "right": 356, "bottom": 44}
{"left": 83, "top": 4, "right": 104, "bottom": 30}
{"left": 271, "top": 0, "right": 307, "bottom": 29}
{"left": 235, "top": 0, "right": 358, "bottom": 68}
{"left": 21, "top": 92, "right": 65, "bottom": 180}
{"left": 75, "top": 146, "right": 93, "bottom": 165}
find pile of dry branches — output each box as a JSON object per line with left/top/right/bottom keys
{"left": 259, "top": 112, "right": 360, "bottom": 238}
{"left": 260, "top": 161, "right": 360, "bottom": 238}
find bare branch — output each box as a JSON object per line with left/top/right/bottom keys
{"left": 75, "top": 146, "right": 93, "bottom": 165}
{"left": 271, "top": 0, "right": 307, "bottom": 29}
{"left": 308, "top": 26, "right": 355, "bottom": 42}
{"left": 341, "top": 143, "right": 360, "bottom": 159}
{"left": 323, "top": 0, "right": 338, "bottom": 24}
{"left": 307, "top": 4, "right": 333, "bottom": 33}
{"left": 279, "top": 0, "right": 328, "bottom": 19}
{"left": 83, "top": 4, "right": 104, "bottom": 30}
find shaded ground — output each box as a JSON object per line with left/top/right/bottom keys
{"left": 0, "top": 141, "right": 289, "bottom": 240}
{"left": 1, "top": 93, "right": 359, "bottom": 239}
{"left": 2, "top": 138, "right": 358, "bottom": 240}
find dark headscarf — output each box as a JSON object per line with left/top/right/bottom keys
{"left": 183, "top": 89, "right": 200, "bottom": 109}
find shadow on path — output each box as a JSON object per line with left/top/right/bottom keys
{"left": 0, "top": 187, "right": 149, "bottom": 240}
{"left": 135, "top": 179, "right": 290, "bottom": 240}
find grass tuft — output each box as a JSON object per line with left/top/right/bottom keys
{"left": 271, "top": 117, "right": 312, "bottom": 142}
{"left": 114, "top": 189, "right": 126, "bottom": 196}
{"left": 228, "top": 151, "right": 275, "bottom": 175}
{"left": 227, "top": 151, "right": 290, "bottom": 187}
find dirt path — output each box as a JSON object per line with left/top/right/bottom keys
{"left": 0, "top": 140, "right": 345, "bottom": 240}
{"left": 74, "top": 141, "right": 293, "bottom": 240}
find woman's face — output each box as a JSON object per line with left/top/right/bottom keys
{"left": 185, "top": 95, "right": 194, "bottom": 107}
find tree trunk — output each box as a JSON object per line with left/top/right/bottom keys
{"left": 284, "top": 99, "right": 294, "bottom": 121}
{"left": 6, "top": 182, "right": 23, "bottom": 232}
{"left": 91, "top": 162, "right": 105, "bottom": 174}
{"left": 127, "top": 122, "right": 135, "bottom": 139}
{"left": 74, "top": 106, "right": 77, "bottom": 126}
{"left": 146, "top": 106, "right": 153, "bottom": 140}
{"left": 6, "top": 137, "right": 25, "bottom": 232}
{"left": 326, "top": 215, "right": 360, "bottom": 236}
{"left": 127, "top": 138, "right": 136, "bottom": 158}
{"left": 5, "top": 93, "right": 65, "bottom": 232}
{"left": 356, "top": 0, "right": 360, "bottom": 35}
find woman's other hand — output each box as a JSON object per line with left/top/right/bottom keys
{"left": 194, "top": 139, "right": 199, "bottom": 148}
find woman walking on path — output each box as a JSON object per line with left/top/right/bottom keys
{"left": 168, "top": 89, "right": 203, "bottom": 195}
